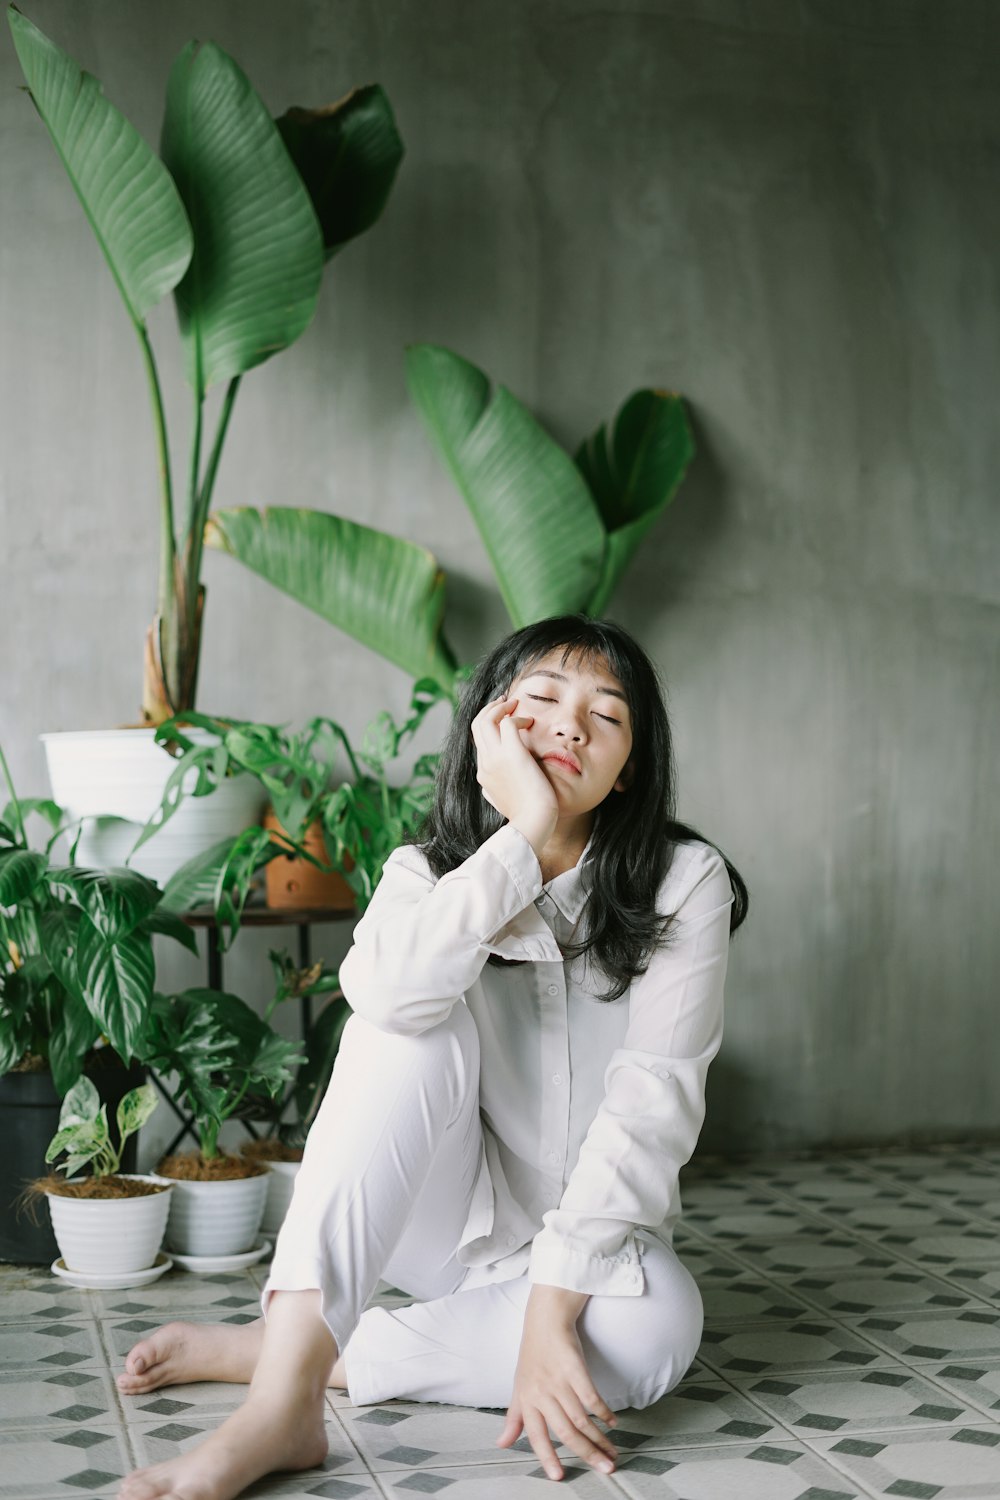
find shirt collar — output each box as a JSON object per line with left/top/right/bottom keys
{"left": 540, "top": 829, "right": 595, "bottom": 925}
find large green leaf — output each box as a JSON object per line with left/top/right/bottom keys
{"left": 158, "top": 836, "right": 239, "bottom": 913}
{"left": 0, "top": 849, "right": 46, "bottom": 904}
{"left": 75, "top": 921, "right": 155, "bottom": 1061}
{"left": 575, "top": 389, "right": 695, "bottom": 615}
{"left": 205, "top": 507, "right": 458, "bottom": 691}
{"left": 276, "top": 85, "right": 404, "bottom": 262}
{"left": 46, "top": 866, "right": 160, "bottom": 942}
{"left": 161, "top": 40, "right": 324, "bottom": 393}
{"left": 404, "top": 345, "right": 607, "bottom": 627}
{"left": 7, "top": 7, "right": 192, "bottom": 326}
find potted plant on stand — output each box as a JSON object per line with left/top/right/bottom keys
{"left": 141, "top": 986, "right": 304, "bottom": 1268}
{"left": 0, "top": 745, "right": 198, "bottom": 1264}
{"left": 27, "top": 1076, "right": 173, "bottom": 1290}
{"left": 7, "top": 6, "right": 405, "bottom": 885}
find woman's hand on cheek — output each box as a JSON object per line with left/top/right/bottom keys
{"left": 471, "top": 696, "right": 559, "bottom": 845}
{"left": 494, "top": 1306, "right": 618, "bottom": 1481}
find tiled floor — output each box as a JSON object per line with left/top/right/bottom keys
{"left": 4, "top": 1140, "right": 1000, "bottom": 1498}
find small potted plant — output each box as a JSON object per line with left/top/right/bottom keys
{"left": 132, "top": 676, "right": 451, "bottom": 940}
{"left": 142, "top": 986, "right": 304, "bottom": 1263}
{"left": 28, "top": 1076, "right": 172, "bottom": 1285}
{"left": 0, "top": 743, "right": 198, "bottom": 1263}
{"left": 239, "top": 948, "right": 352, "bottom": 1235}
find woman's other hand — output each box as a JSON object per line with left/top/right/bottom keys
{"left": 495, "top": 1290, "right": 618, "bottom": 1481}
{"left": 471, "top": 696, "right": 558, "bottom": 851}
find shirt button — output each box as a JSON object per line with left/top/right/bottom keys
{"left": 535, "top": 894, "right": 546, "bottom": 907}
{"left": 548, "top": 1151, "right": 560, "bottom": 1164}
{"left": 506, "top": 1234, "right": 517, "bottom": 1247}
{"left": 552, "top": 1074, "right": 562, "bottom": 1085}
{"left": 547, "top": 984, "right": 558, "bottom": 996}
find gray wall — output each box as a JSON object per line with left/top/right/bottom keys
{"left": 2, "top": 0, "right": 998, "bottom": 1161}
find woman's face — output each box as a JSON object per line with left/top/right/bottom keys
{"left": 505, "top": 648, "right": 634, "bottom": 817}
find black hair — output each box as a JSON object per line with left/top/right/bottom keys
{"left": 409, "top": 613, "right": 749, "bottom": 1003}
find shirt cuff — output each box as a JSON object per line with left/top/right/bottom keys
{"left": 528, "top": 1228, "right": 645, "bottom": 1297}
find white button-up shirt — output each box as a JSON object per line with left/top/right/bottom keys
{"left": 338, "top": 822, "right": 733, "bottom": 1298}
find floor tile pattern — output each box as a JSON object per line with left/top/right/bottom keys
{"left": 3, "top": 1141, "right": 1000, "bottom": 1497}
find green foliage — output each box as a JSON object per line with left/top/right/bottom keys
{"left": 142, "top": 988, "right": 304, "bottom": 1159}
{"left": 44, "top": 1075, "right": 158, "bottom": 1180}
{"left": 133, "top": 676, "right": 451, "bottom": 940}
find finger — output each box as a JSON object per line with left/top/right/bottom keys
{"left": 494, "top": 1407, "right": 523, "bottom": 1449}
{"left": 561, "top": 1395, "right": 618, "bottom": 1466}
{"left": 523, "top": 1411, "right": 563, "bottom": 1482}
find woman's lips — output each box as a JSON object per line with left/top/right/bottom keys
{"left": 542, "top": 752, "right": 582, "bottom": 774}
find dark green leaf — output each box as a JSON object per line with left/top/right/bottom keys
{"left": 75, "top": 920, "right": 155, "bottom": 1061}
{"left": 275, "top": 84, "right": 404, "bottom": 261}
{"left": 46, "top": 866, "right": 160, "bottom": 942}
{"left": 139, "top": 907, "right": 200, "bottom": 957}
{"left": 0, "top": 849, "right": 46, "bottom": 904}
{"left": 161, "top": 39, "right": 323, "bottom": 393}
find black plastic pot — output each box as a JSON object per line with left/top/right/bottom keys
{"left": 0, "top": 1054, "right": 147, "bottom": 1266}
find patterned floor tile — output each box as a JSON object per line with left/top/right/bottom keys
{"left": 782, "top": 1266, "right": 994, "bottom": 1318}
{"left": 0, "top": 1280, "right": 95, "bottom": 1323}
{"left": 88, "top": 1271, "right": 263, "bottom": 1319}
{"left": 810, "top": 1421, "right": 1000, "bottom": 1498}
{"left": 608, "top": 1437, "right": 871, "bottom": 1498}
{"left": 338, "top": 1400, "right": 565, "bottom": 1470}
{"left": 603, "top": 1379, "right": 788, "bottom": 1448}
{"left": 370, "top": 1460, "right": 622, "bottom": 1495}
{"left": 681, "top": 1199, "right": 834, "bottom": 1241}
{"left": 0, "top": 1319, "right": 105, "bottom": 1373}
{"left": 0, "top": 1423, "right": 130, "bottom": 1497}
{"left": 0, "top": 1365, "right": 123, "bottom": 1433}
{"left": 700, "top": 1274, "right": 823, "bottom": 1325}
{"left": 834, "top": 1198, "right": 988, "bottom": 1238}
{"left": 839, "top": 1308, "right": 1000, "bottom": 1365}
{"left": 696, "top": 1317, "right": 891, "bottom": 1377}
{"left": 711, "top": 1228, "right": 898, "bottom": 1278}
{"left": 117, "top": 1381, "right": 251, "bottom": 1423}
{"left": 921, "top": 1359, "right": 1000, "bottom": 1419}
{"left": 758, "top": 1163, "right": 901, "bottom": 1208}
{"left": 871, "top": 1224, "right": 999, "bottom": 1268}
{"left": 730, "top": 1363, "right": 994, "bottom": 1438}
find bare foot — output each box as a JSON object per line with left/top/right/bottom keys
{"left": 117, "top": 1393, "right": 327, "bottom": 1500}
{"left": 118, "top": 1321, "right": 349, "bottom": 1396}
{"left": 117, "top": 1322, "right": 263, "bottom": 1395}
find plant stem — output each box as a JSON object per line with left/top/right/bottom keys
{"left": 188, "top": 375, "right": 241, "bottom": 591}
{"left": 0, "top": 743, "right": 26, "bottom": 847}
{"left": 136, "top": 323, "right": 177, "bottom": 614}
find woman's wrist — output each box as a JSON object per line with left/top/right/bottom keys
{"left": 526, "top": 1282, "right": 591, "bottom": 1325}
{"left": 510, "top": 809, "right": 557, "bottom": 862}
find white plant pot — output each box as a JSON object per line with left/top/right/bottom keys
{"left": 46, "top": 1175, "right": 173, "bottom": 1275}
{"left": 261, "top": 1160, "right": 302, "bottom": 1237}
{"left": 162, "top": 1171, "right": 268, "bottom": 1257}
{"left": 42, "top": 728, "right": 267, "bottom": 888}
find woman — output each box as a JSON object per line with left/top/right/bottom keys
{"left": 117, "top": 613, "right": 749, "bottom": 1499}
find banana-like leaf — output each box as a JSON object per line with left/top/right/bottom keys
{"left": 161, "top": 40, "right": 324, "bottom": 393}
{"left": 575, "top": 389, "right": 695, "bottom": 615}
{"left": 140, "top": 907, "right": 200, "bottom": 957}
{"left": 205, "top": 507, "right": 458, "bottom": 692}
{"left": 158, "top": 836, "right": 242, "bottom": 914}
{"left": 75, "top": 921, "right": 155, "bottom": 1062}
{"left": 276, "top": 85, "right": 404, "bottom": 262}
{"left": 7, "top": 7, "right": 192, "bottom": 326}
{"left": 405, "top": 345, "right": 607, "bottom": 628}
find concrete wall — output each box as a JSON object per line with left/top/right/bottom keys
{"left": 2, "top": 0, "right": 998, "bottom": 1162}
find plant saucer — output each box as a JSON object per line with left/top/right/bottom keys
{"left": 167, "top": 1238, "right": 272, "bottom": 1274}
{"left": 51, "top": 1250, "right": 174, "bottom": 1291}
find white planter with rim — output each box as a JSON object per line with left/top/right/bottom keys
{"left": 161, "top": 1170, "right": 268, "bottom": 1257}
{"left": 261, "top": 1160, "right": 302, "bottom": 1238}
{"left": 42, "top": 728, "right": 267, "bottom": 888}
{"left": 46, "top": 1175, "right": 173, "bottom": 1274}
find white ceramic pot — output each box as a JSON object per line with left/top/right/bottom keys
{"left": 41, "top": 728, "right": 267, "bottom": 887}
{"left": 162, "top": 1170, "right": 268, "bottom": 1257}
{"left": 261, "top": 1160, "right": 302, "bottom": 1237}
{"left": 46, "top": 1175, "right": 173, "bottom": 1274}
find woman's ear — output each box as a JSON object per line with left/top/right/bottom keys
{"left": 613, "top": 759, "right": 634, "bottom": 793}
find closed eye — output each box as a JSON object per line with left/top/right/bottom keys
{"left": 526, "top": 694, "right": 621, "bottom": 725}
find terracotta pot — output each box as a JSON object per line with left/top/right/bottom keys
{"left": 263, "top": 809, "right": 354, "bottom": 910}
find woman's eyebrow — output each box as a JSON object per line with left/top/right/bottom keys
{"left": 523, "top": 669, "right": 629, "bottom": 706}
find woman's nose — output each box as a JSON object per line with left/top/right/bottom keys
{"left": 554, "top": 710, "right": 588, "bottom": 741}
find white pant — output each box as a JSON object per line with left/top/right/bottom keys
{"left": 263, "top": 1002, "right": 704, "bottom": 1410}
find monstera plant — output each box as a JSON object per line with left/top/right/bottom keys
{"left": 7, "top": 5, "right": 409, "bottom": 723}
